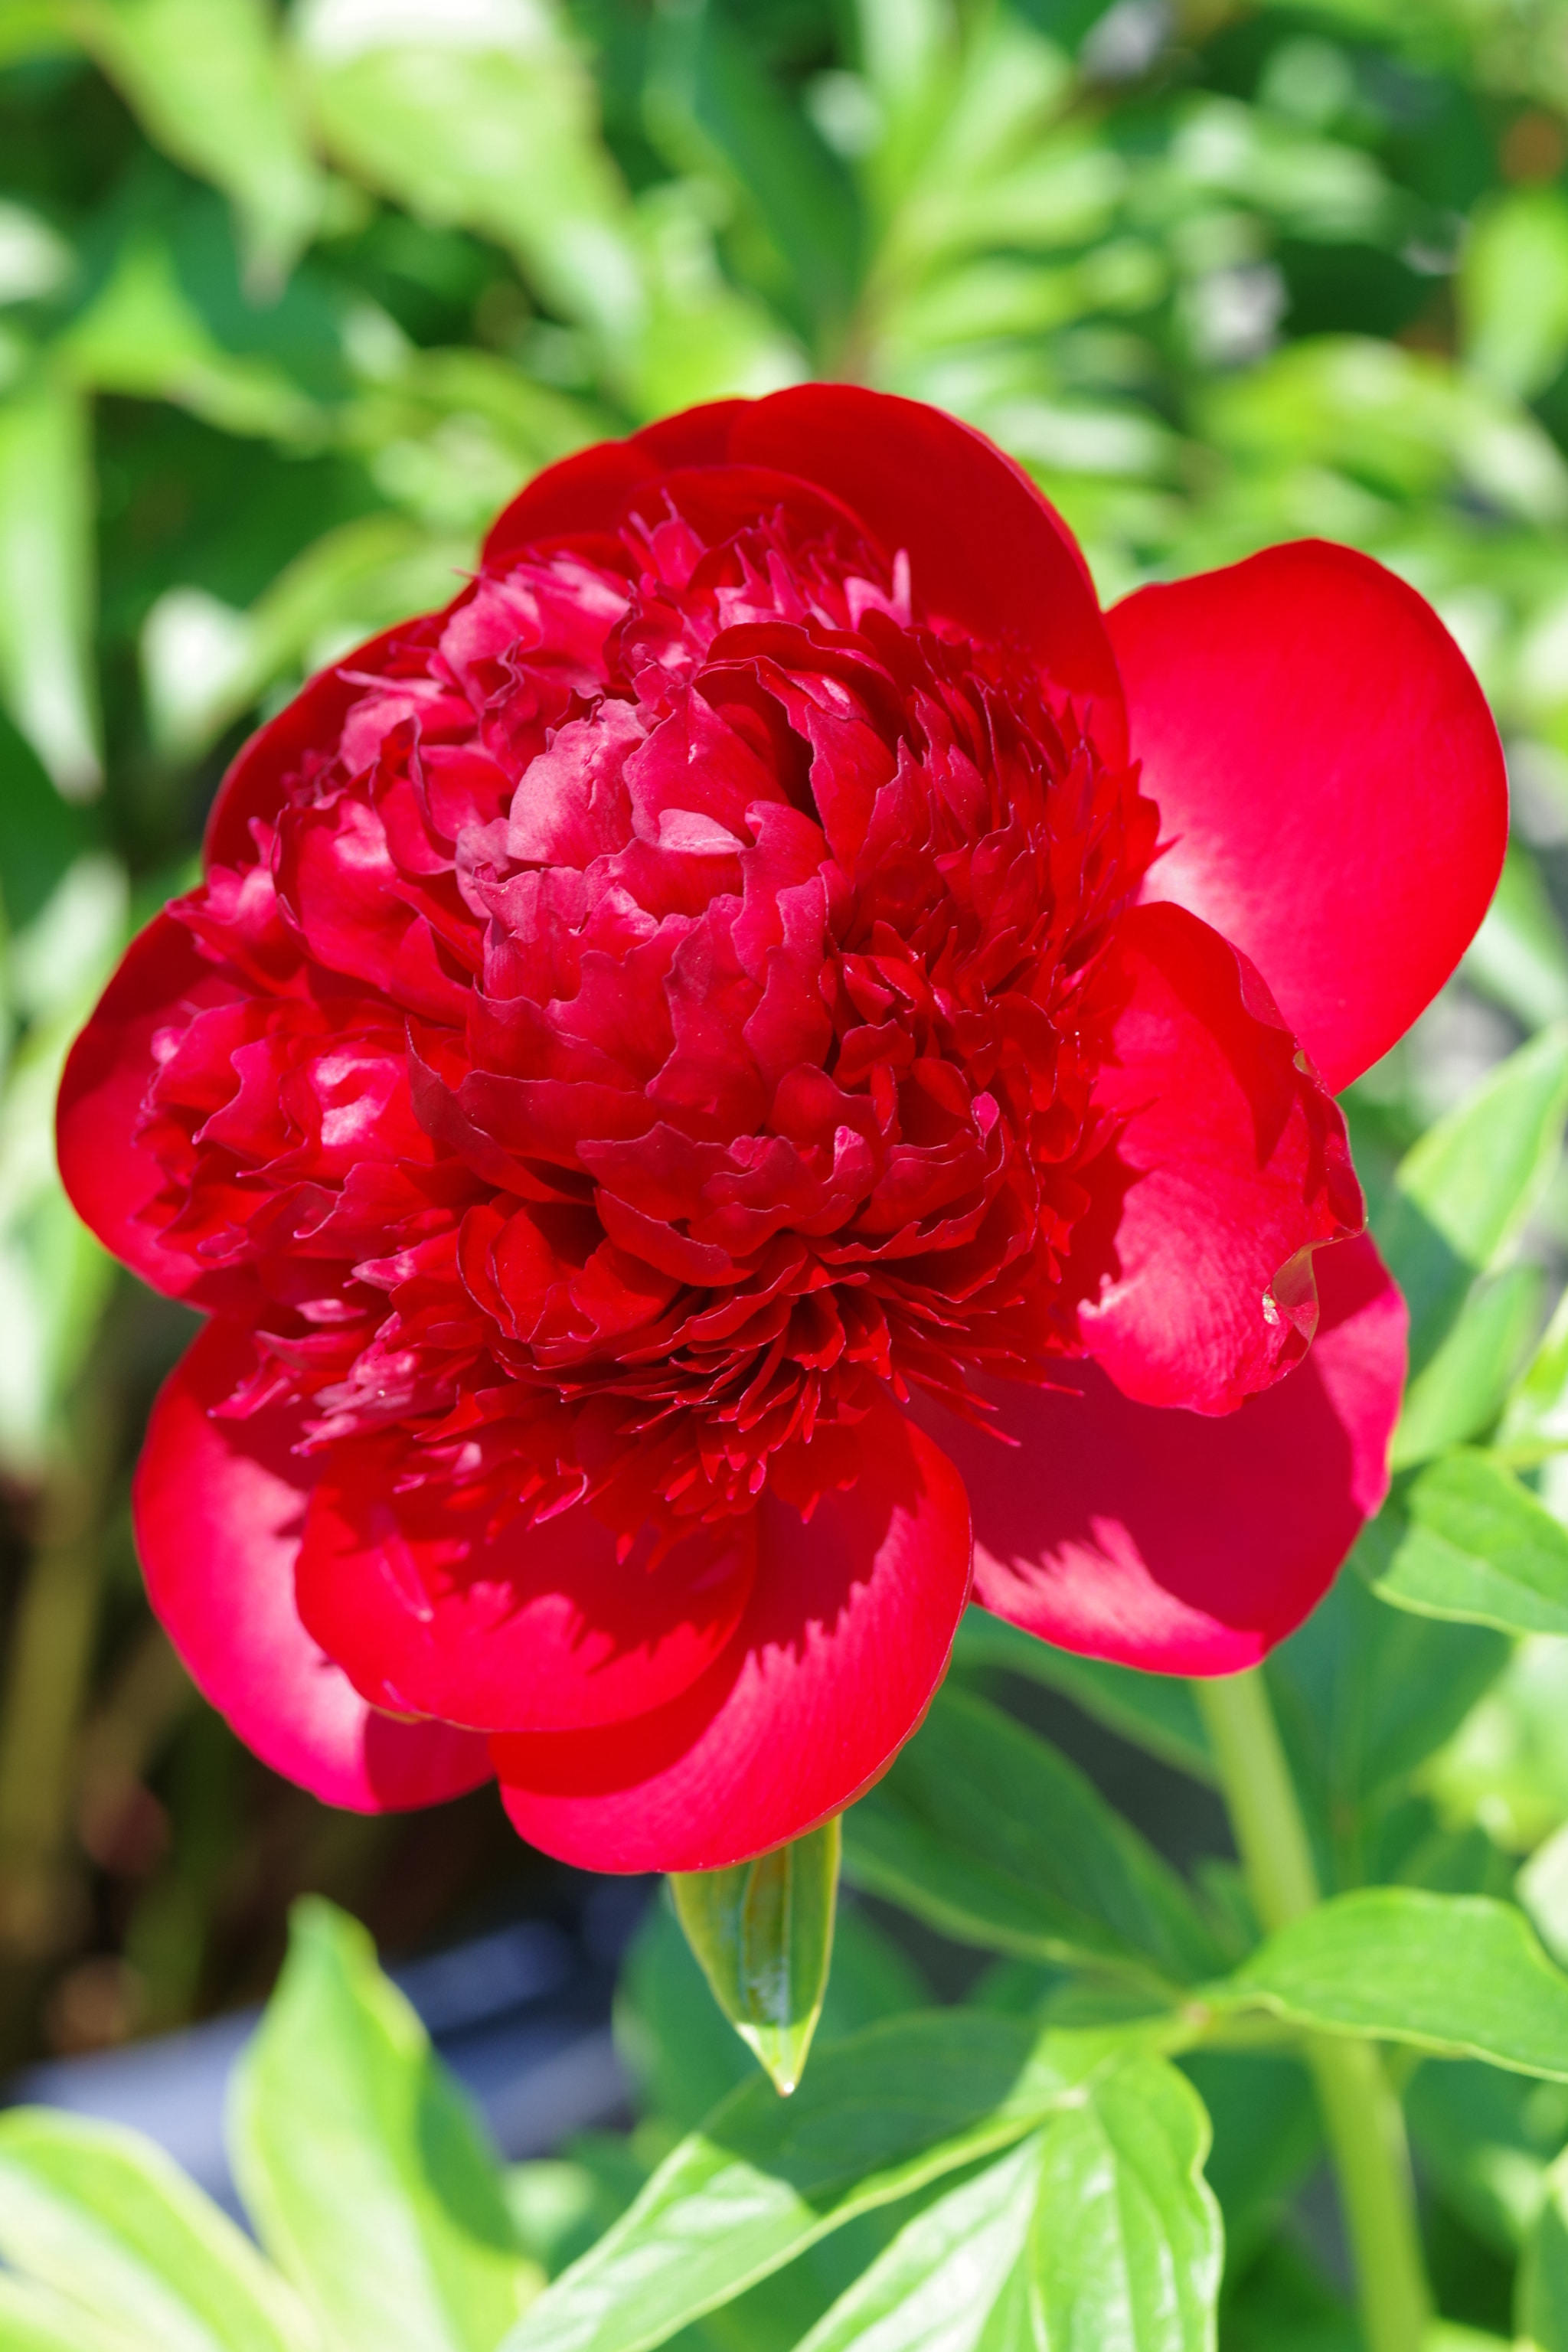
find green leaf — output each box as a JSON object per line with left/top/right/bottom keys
{"left": 61, "top": 234, "right": 318, "bottom": 441}
{"left": 1520, "top": 2141, "right": 1568, "bottom": 2350}
{"left": 1464, "top": 844, "right": 1568, "bottom": 1032}
{"left": 1461, "top": 186, "right": 1568, "bottom": 398}
{"left": 671, "top": 1818, "right": 841, "bottom": 2096}
{"left": 1266, "top": 1569, "right": 1509, "bottom": 1851}
{"left": 789, "top": 2131, "right": 1044, "bottom": 2352}
{"left": 1499, "top": 1285, "right": 1568, "bottom": 1464}
{"left": 500, "top": 2012, "right": 1139, "bottom": 2352}
{"left": 1391, "top": 1265, "right": 1545, "bottom": 1468}
{"left": 0, "top": 2274, "right": 152, "bottom": 2352}
{"left": 1406, "top": 2058, "right": 1568, "bottom": 2254}
{"left": 1181, "top": 2051, "right": 1318, "bottom": 2272}
{"left": 289, "top": 0, "right": 633, "bottom": 344}
{"left": 1424, "top": 1638, "right": 1568, "bottom": 1856}
{"left": 1030, "top": 2058, "right": 1220, "bottom": 2352}
{"left": 1355, "top": 1449, "right": 1568, "bottom": 1636}
{"left": 0, "top": 374, "right": 99, "bottom": 799}
{"left": 950, "top": 1609, "right": 1214, "bottom": 1784}
{"left": 841, "top": 1685, "right": 1227, "bottom": 1981}
{"left": 1221, "top": 1888, "right": 1568, "bottom": 2076}
{"left": 229, "top": 1896, "right": 541, "bottom": 2352}
{"left": 1374, "top": 1023, "right": 1568, "bottom": 1373}
{"left": 0, "top": 2109, "right": 314, "bottom": 2352}
{"left": 77, "top": 0, "right": 325, "bottom": 288}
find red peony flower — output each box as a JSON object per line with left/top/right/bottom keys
{"left": 60, "top": 389, "right": 1504, "bottom": 1870}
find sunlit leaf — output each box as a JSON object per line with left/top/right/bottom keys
{"left": 501, "top": 2013, "right": 1144, "bottom": 2352}
{"left": 1356, "top": 1448, "right": 1568, "bottom": 1637}
{"left": 1030, "top": 2058, "right": 1220, "bottom": 2352}
{"left": 0, "top": 2108, "right": 315, "bottom": 2352}
{"left": 1392, "top": 1263, "right": 1544, "bottom": 1467}
{"left": 230, "top": 1899, "right": 541, "bottom": 2352}
{"left": 77, "top": 0, "right": 325, "bottom": 288}
{"left": 1222, "top": 1888, "right": 1568, "bottom": 2076}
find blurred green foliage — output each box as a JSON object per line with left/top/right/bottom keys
{"left": 11, "top": 0, "right": 1568, "bottom": 2338}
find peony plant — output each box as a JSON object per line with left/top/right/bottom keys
{"left": 53, "top": 387, "right": 1568, "bottom": 2352}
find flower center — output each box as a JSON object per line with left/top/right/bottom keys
{"left": 141, "top": 485, "right": 1156, "bottom": 1535}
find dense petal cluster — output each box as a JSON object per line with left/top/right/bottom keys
{"left": 61, "top": 389, "right": 1506, "bottom": 1870}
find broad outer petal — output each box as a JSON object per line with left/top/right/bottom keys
{"left": 491, "top": 1389, "right": 972, "bottom": 1870}
{"left": 133, "top": 1321, "right": 492, "bottom": 1811}
{"left": 485, "top": 387, "right": 1127, "bottom": 762}
{"left": 297, "top": 1455, "right": 758, "bottom": 1733}
{"left": 57, "top": 913, "right": 236, "bottom": 1299}
{"left": 1113, "top": 541, "right": 1508, "bottom": 1093}
{"left": 1074, "top": 901, "right": 1360, "bottom": 1414}
{"left": 917, "top": 1234, "right": 1406, "bottom": 1677}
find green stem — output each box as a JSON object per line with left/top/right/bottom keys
{"left": 1194, "top": 1670, "right": 1430, "bottom": 2352}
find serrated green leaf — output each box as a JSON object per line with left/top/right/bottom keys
{"left": 1356, "top": 1448, "right": 1568, "bottom": 1635}
{"left": 1220, "top": 1888, "right": 1568, "bottom": 2076}
{"left": 671, "top": 1818, "right": 841, "bottom": 2096}
{"left": 790, "top": 2131, "right": 1044, "bottom": 2352}
{"left": 1374, "top": 1024, "right": 1568, "bottom": 1373}
{"left": 1031, "top": 2058, "right": 1220, "bottom": 2352}
{"left": 841, "top": 1685, "right": 1226, "bottom": 1982}
{"left": 950, "top": 1609, "right": 1214, "bottom": 1785}
{"left": 77, "top": 0, "right": 325, "bottom": 287}
{"left": 229, "top": 1897, "right": 541, "bottom": 2352}
{"left": 500, "top": 2012, "right": 1140, "bottom": 2352}
{"left": 0, "top": 374, "right": 98, "bottom": 799}
{"left": 0, "top": 2109, "right": 314, "bottom": 2352}
{"left": 1392, "top": 1264, "right": 1545, "bottom": 1468}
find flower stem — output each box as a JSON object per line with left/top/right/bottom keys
{"left": 1194, "top": 1668, "right": 1429, "bottom": 2352}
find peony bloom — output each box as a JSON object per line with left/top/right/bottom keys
{"left": 60, "top": 390, "right": 1504, "bottom": 1870}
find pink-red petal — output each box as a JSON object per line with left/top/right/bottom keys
{"left": 297, "top": 1456, "right": 757, "bottom": 1733}
{"left": 1073, "top": 901, "right": 1361, "bottom": 1415}
{"left": 133, "top": 1321, "right": 492, "bottom": 1811}
{"left": 1112, "top": 541, "right": 1508, "bottom": 1093}
{"left": 57, "top": 913, "right": 237, "bottom": 1300}
{"left": 919, "top": 1234, "right": 1406, "bottom": 1677}
{"left": 491, "top": 1389, "right": 972, "bottom": 1870}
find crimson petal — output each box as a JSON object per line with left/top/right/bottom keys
{"left": 57, "top": 913, "right": 236, "bottom": 1300}
{"left": 485, "top": 387, "right": 1126, "bottom": 761}
{"left": 919, "top": 1234, "right": 1406, "bottom": 1676}
{"left": 1112, "top": 541, "right": 1508, "bottom": 1093}
{"left": 491, "top": 1389, "right": 972, "bottom": 1870}
{"left": 133, "top": 1321, "right": 492, "bottom": 1811}
{"left": 297, "top": 1455, "right": 757, "bottom": 1733}
{"left": 1073, "top": 901, "right": 1361, "bottom": 1415}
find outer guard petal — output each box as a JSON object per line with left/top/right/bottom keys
{"left": 485, "top": 387, "right": 1126, "bottom": 760}
{"left": 297, "top": 1455, "right": 757, "bottom": 1733}
{"left": 57, "top": 913, "right": 237, "bottom": 1299}
{"left": 491, "top": 1390, "right": 972, "bottom": 1871}
{"left": 133, "top": 1322, "right": 492, "bottom": 1812}
{"left": 922, "top": 1235, "right": 1406, "bottom": 1677}
{"left": 1073, "top": 902, "right": 1361, "bottom": 1415}
{"left": 1113, "top": 541, "right": 1508, "bottom": 1093}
